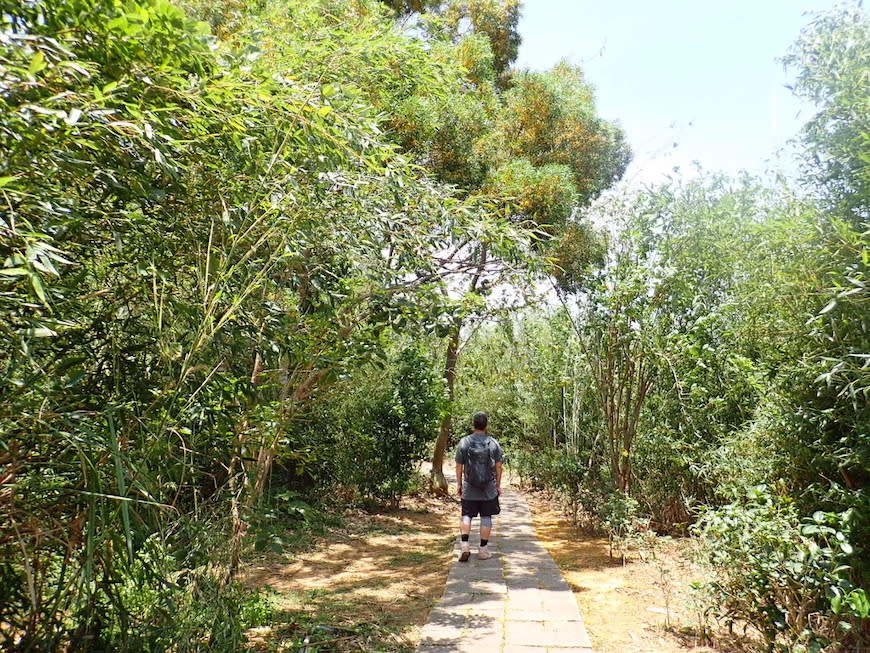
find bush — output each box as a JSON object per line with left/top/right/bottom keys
{"left": 276, "top": 344, "right": 443, "bottom": 505}
{"left": 352, "top": 345, "right": 444, "bottom": 503}
{"left": 512, "top": 447, "right": 611, "bottom": 528}
{"left": 694, "top": 486, "right": 867, "bottom": 651}
{"left": 598, "top": 492, "right": 652, "bottom": 564}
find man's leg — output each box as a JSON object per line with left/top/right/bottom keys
{"left": 478, "top": 515, "right": 493, "bottom": 559}
{"left": 479, "top": 517, "right": 492, "bottom": 543}
{"left": 459, "top": 513, "right": 472, "bottom": 562}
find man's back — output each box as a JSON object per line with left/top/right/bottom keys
{"left": 456, "top": 432, "right": 503, "bottom": 501}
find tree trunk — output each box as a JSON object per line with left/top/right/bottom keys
{"left": 617, "top": 453, "right": 631, "bottom": 495}
{"left": 431, "top": 317, "right": 462, "bottom": 495}
{"left": 225, "top": 351, "right": 264, "bottom": 582}
{"left": 226, "top": 451, "right": 246, "bottom": 583}
{"left": 431, "top": 246, "right": 487, "bottom": 494}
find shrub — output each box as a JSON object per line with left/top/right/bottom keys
{"left": 694, "top": 486, "right": 867, "bottom": 651}
{"left": 598, "top": 492, "right": 652, "bottom": 564}
{"left": 511, "top": 447, "right": 611, "bottom": 528}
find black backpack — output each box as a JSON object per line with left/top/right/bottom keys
{"left": 464, "top": 436, "right": 495, "bottom": 489}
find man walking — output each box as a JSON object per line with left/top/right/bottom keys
{"left": 455, "top": 412, "right": 504, "bottom": 561}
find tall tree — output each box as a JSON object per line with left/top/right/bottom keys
{"left": 423, "top": 60, "right": 630, "bottom": 492}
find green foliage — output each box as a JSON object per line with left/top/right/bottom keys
{"left": 444, "top": 0, "right": 521, "bottom": 79}
{"left": 251, "top": 490, "right": 341, "bottom": 554}
{"left": 455, "top": 311, "right": 597, "bottom": 454}
{"left": 356, "top": 345, "right": 445, "bottom": 502}
{"left": 801, "top": 218, "right": 870, "bottom": 503}
{"left": 548, "top": 219, "right": 606, "bottom": 293}
{"left": 492, "top": 62, "right": 631, "bottom": 204}
{"left": 612, "top": 177, "right": 823, "bottom": 524}
{"left": 784, "top": 4, "right": 870, "bottom": 224}
{"left": 487, "top": 158, "right": 577, "bottom": 236}
{"left": 0, "top": 0, "right": 524, "bottom": 647}
{"left": 4, "top": 0, "right": 867, "bottom": 648}
{"left": 695, "top": 487, "right": 866, "bottom": 651}
{"left": 599, "top": 492, "right": 651, "bottom": 565}
{"left": 281, "top": 343, "right": 444, "bottom": 504}
{"left": 381, "top": 0, "right": 521, "bottom": 81}
{"left": 512, "top": 447, "right": 610, "bottom": 526}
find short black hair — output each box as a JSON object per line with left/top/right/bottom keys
{"left": 472, "top": 412, "right": 488, "bottom": 430}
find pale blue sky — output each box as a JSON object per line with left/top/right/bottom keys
{"left": 515, "top": 1, "right": 843, "bottom": 184}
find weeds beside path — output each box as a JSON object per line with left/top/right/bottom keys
{"left": 525, "top": 491, "right": 752, "bottom": 653}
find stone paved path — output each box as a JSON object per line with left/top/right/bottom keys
{"left": 417, "top": 480, "right": 595, "bottom": 653}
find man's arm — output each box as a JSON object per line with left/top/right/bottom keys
{"left": 455, "top": 463, "right": 463, "bottom": 497}
{"left": 495, "top": 461, "right": 503, "bottom": 495}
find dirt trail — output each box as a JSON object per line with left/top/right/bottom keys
{"left": 241, "top": 494, "right": 457, "bottom": 651}
{"left": 242, "top": 482, "right": 734, "bottom": 652}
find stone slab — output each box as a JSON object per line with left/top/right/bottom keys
{"left": 415, "top": 472, "right": 595, "bottom": 652}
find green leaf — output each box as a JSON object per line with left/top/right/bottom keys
{"left": 846, "top": 589, "right": 869, "bottom": 617}
{"left": 818, "top": 298, "right": 837, "bottom": 315}
{"left": 30, "top": 257, "right": 59, "bottom": 276}
{"left": 23, "top": 327, "right": 58, "bottom": 338}
{"left": 57, "top": 60, "right": 90, "bottom": 77}
{"left": 29, "top": 272, "right": 48, "bottom": 305}
{"left": 28, "top": 50, "right": 46, "bottom": 75}
{"left": 65, "top": 108, "right": 83, "bottom": 125}
{"left": 0, "top": 267, "right": 30, "bottom": 277}
{"left": 106, "top": 16, "right": 129, "bottom": 32}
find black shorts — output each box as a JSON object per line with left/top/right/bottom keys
{"left": 461, "top": 497, "right": 501, "bottom": 518}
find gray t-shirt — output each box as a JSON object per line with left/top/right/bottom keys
{"left": 455, "top": 432, "right": 504, "bottom": 500}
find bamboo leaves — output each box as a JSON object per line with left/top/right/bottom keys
{"left": 1, "top": 1, "right": 534, "bottom": 645}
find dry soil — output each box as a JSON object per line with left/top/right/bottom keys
{"left": 242, "top": 487, "right": 751, "bottom": 652}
